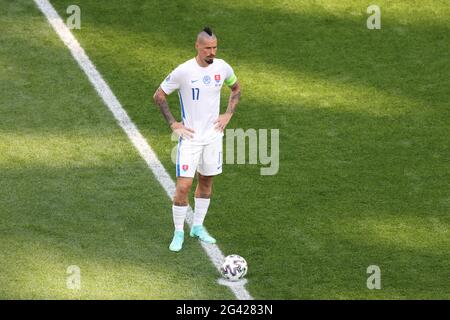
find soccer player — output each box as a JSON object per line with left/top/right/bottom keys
{"left": 153, "top": 27, "right": 241, "bottom": 252}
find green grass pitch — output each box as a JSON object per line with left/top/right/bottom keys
{"left": 0, "top": 0, "right": 449, "bottom": 299}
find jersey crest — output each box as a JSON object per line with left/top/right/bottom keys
{"left": 202, "top": 75, "right": 211, "bottom": 85}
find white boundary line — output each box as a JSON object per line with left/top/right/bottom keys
{"left": 33, "top": 0, "right": 253, "bottom": 300}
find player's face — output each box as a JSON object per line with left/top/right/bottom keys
{"left": 196, "top": 38, "right": 217, "bottom": 65}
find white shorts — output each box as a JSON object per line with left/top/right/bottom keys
{"left": 176, "top": 137, "right": 223, "bottom": 178}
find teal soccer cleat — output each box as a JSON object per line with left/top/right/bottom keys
{"left": 190, "top": 225, "right": 216, "bottom": 244}
{"left": 169, "top": 230, "right": 184, "bottom": 252}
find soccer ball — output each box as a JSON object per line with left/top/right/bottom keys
{"left": 220, "top": 254, "right": 248, "bottom": 281}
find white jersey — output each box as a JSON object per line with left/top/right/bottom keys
{"left": 160, "top": 58, "right": 237, "bottom": 145}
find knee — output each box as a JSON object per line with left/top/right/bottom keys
{"left": 199, "top": 176, "right": 213, "bottom": 189}
{"left": 197, "top": 175, "right": 213, "bottom": 197}
{"left": 177, "top": 184, "right": 191, "bottom": 196}
{"left": 176, "top": 180, "right": 192, "bottom": 197}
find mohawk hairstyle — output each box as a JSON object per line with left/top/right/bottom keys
{"left": 203, "top": 26, "right": 213, "bottom": 36}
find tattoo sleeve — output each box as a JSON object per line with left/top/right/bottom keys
{"left": 225, "top": 83, "right": 241, "bottom": 115}
{"left": 154, "top": 89, "right": 176, "bottom": 125}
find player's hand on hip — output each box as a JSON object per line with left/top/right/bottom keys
{"left": 214, "top": 113, "right": 232, "bottom": 132}
{"left": 170, "top": 122, "right": 195, "bottom": 139}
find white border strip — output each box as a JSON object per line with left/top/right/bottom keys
{"left": 33, "top": 0, "right": 253, "bottom": 300}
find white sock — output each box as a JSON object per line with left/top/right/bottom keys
{"left": 172, "top": 205, "right": 188, "bottom": 232}
{"left": 193, "top": 198, "right": 211, "bottom": 226}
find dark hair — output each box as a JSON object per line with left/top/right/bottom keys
{"left": 203, "top": 26, "right": 213, "bottom": 36}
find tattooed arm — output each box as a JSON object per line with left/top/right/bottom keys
{"left": 214, "top": 81, "right": 241, "bottom": 131}
{"left": 153, "top": 87, "right": 176, "bottom": 125}
{"left": 153, "top": 87, "right": 194, "bottom": 139}
{"left": 225, "top": 81, "right": 241, "bottom": 115}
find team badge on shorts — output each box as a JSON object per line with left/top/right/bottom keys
{"left": 182, "top": 164, "right": 189, "bottom": 171}
{"left": 203, "top": 75, "right": 211, "bottom": 85}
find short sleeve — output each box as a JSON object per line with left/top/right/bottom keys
{"left": 160, "top": 66, "right": 182, "bottom": 95}
{"left": 224, "top": 62, "right": 238, "bottom": 87}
